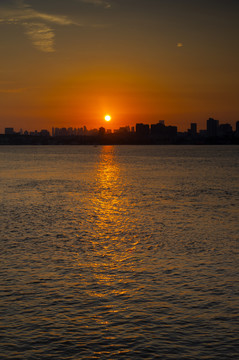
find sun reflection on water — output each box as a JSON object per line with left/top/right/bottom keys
{"left": 75, "top": 146, "right": 141, "bottom": 302}
{"left": 90, "top": 146, "right": 136, "bottom": 260}
{"left": 95, "top": 145, "right": 122, "bottom": 215}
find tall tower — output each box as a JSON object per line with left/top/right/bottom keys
{"left": 236, "top": 121, "right": 239, "bottom": 134}
{"left": 190, "top": 123, "right": 197, "bottom": 135}
{"left": 207, "top": 118, "right": 219, "bottom": 137}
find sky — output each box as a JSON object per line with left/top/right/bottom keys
{"left": 0, "top": 0, "right": 239, "bottom": 132}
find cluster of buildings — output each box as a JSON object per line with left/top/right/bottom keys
{"left": 2, "top": 118, "right": 239, "bottom": 145}
{"left": 204, "top": 118, "right": 238, "bottom": 137}
{"left": 4, "top": 128, "right": 50, "bottom": 137}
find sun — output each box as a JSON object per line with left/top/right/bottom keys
{"left": 104, "top": 115, "right": 111, "bottom": 122}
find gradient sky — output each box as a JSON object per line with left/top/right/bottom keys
{"left": 1, "top": 0, "right": 239, "bottom": 132}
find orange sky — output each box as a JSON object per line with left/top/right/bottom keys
{"left": 1, "top": 0, "right": 239, "bottom": 133}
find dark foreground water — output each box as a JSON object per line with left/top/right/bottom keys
{"left": 0, "top": 145, "right": 239, "bottom": 359}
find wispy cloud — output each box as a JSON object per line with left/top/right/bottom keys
{"left": 23, "top": 22, "right": 55, "bottom": 53}
{"left": 0, "top": 0, "right": 80, "bottom": 52}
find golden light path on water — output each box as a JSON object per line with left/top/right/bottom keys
{"left": 75, "top": 147, "right": 138, "bottom": 304}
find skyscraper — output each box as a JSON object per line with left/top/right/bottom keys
{"left": 207, "top": 118, "right": 219, "bottom": 137}
{"left": 190, "top": 123, "right": 197, "bottom": 135}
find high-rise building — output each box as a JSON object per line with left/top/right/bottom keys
{"left": 190, "top": 123, "right": 197, "bottom": 135}
{"left": 40, "top": 129, "right": 50, "bottom": 136}
{"left": 136, "top": 123, "right": 150, "bottom": 136}
{"left": 236, "top": 121, "right": 239, "bottom": 134}
{"left": 207, "top": 118, "right": 219, "bottom": 137}
{"left": 219, "top": 124, "right": 233, "bottom": 136}
{"left": 99, "top": 127, "right": 105, "bottom": 136}
{"left": 5, "top": 128, "right": 14, "bottom": 135}
{"left": 151, "top": 122, "right": 165, "bottom": 135}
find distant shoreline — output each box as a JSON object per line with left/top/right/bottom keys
{"left": 0, "top": 134, "right": 239, "bottom": 146}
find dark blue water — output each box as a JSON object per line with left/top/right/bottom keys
{"left": 0, "top": 145, "right": 239, "bottom": 359}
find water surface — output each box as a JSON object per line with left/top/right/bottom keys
{"left": 0, "top": 145, "right": 238, "bottom": 359}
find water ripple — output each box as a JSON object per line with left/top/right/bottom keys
{"left": 0, "top": 145, "right": 239, "bottom": 359}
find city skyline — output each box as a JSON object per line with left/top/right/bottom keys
{"left": 1, "top": 0, "right": 239, "bottom": 133}
{"left": 2, "top": 118, "right": 239, "bottom": 147}
{"left": 2, "top": 117, "right": 239, "bottom": 136}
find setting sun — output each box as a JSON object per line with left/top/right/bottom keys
{"left": 104, "top": 115, "right": 111, "bottom": 122}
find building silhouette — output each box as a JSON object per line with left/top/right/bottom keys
{"left": 236, "top": 121, "right": 239, "bottom": 134}
{"left": 151, "top": 122, "right": 177, "bottom": 141}
{"left": 1, "top": 117, "right": 239, "bottom": 145}
{"left": 5, "top": 128, "right": 14, "bottom": 135}
{"left": 190, "top": 123, "right": 197, "bottom": 135}
{"left": 99, "top": 127, "right": 106, "bottom": 136}
{"left": 136, "top": 123, "right": 150, "bottom": 137}
{"left": 218, "top": 123, "right": 233, "bottom": 137}
{"left": 151, "top": 122, "right": 165, "bottom": 136}
{"left": 207, "top": 118, "right": 219, "bottom": 137}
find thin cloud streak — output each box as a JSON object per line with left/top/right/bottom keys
{"left": 0, "top": 0, "right": 81, "bottom": 52}
{"left": 23, "top": 22, "right": 55, "bottom": 53}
